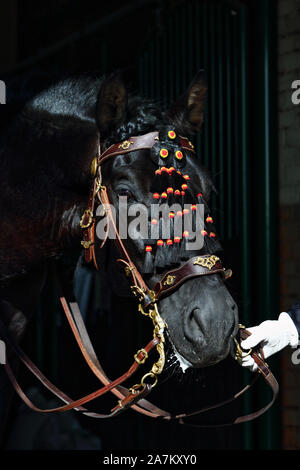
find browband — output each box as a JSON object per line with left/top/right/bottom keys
{"left": 98, "top": 131, "right": 195, "bottom": 165}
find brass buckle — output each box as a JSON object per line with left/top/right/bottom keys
{"left": 134, "top": 348, "right": 148, "bottom": 365}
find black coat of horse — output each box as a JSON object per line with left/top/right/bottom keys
{"left": 0, "top": 71, "right": 239, "bottom": 443}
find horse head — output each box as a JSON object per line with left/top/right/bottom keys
{"left": 91, "top": 71, "right": 239, "bottom": 371}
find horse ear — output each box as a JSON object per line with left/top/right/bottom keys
{"left": 96, "top": 71, "right": 127, "bottom": 135}
{"left": 166, "top": 70, "right": 208, "bottom": 135}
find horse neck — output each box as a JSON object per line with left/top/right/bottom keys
{"left": 0, "top": 117, "right": 97, "bottom": 282}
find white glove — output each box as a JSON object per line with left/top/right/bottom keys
{"left": 236, "top": 312, "right": 299, "bottom": 372}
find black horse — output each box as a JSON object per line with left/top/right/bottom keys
{"left": 0, "top": 71, "right": 239, "bottom": 443}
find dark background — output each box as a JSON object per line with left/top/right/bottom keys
{"left": 1, "top": 0, "right": 297, "bottom": 451}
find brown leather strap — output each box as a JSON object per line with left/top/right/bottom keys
{"left": 0, "top": 300, "right": 279, "bottom": 425}
{"left": 80, "top": 178, "right": 98, "bottom": 267}
{"left": 99, "top": 132, "right": 195, "bottom": 165}
{"left": 98, "top": 185, "right": 149, "bottom": 294}
{"left": 63, "top": 298, "right": 170, "bottom": 418}
{"left": 0, "top": 314, "right": 158, "bottom": 416}
{"left": 154, "top": 255, "right": 228, "bottom": 300}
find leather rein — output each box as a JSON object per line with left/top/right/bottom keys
{"left": 0, "top": 130, "right": 279, "bottom": 427}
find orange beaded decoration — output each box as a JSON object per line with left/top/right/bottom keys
{"left": 160, "top": 149, "right": 168, "bottom": 158}
{"left": 168, "top": 130, "right": 176, "bottom": 139}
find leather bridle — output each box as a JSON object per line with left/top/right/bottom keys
{"left": 0, "top": 129, "right": 279, "bottom": 427}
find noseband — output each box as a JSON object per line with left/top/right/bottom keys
{"left": 0, "top": 129, "right": 278, "bottom": 427}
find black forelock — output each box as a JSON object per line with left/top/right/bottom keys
{"left": 102, "top": 94, "right": 164, "bottom": 149}
{"left": 103, "top": 95, "right": 169, "bottom": 148}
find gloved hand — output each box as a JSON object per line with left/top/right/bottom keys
{"left": 236, "top": 312, "right": 299, "bottom": 372}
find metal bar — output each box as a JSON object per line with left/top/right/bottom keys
{"left": 239, "top": 5, "right": 254, "bottom": 451}
{"left": 208, "top": 1, "right": 217, "bottom": 221}
{"left": 217, "top": 3, "right": 225, "bottom": 239}
{"left": 225, "top": 8, "right": 232, "bottom": 240}
{"left": 194, "top": 0, "right": 202, "bottom": 161}
{"left": 161, "top": 30, "right": 168, "bottom": 107}
{"left": 138, "top": 54, "right": 144, "bottom": 96}
{"left": 187, "top": 1, "right": 194, "bottom": 81}
{"left": 144, "top": 50, "right": 149, "bottom": 97}
{"left": 181, "top": 4, "right": 188, "bottom": 91}
{"left": 175, "top": 10, "right": 181, "bottom": 97}
{"left": 252, "top": 0, "right": 280, "bottom": 450}
{"left": 149, "top": 40, "right": 155, "bottom": 98}
{"left": 168, "top": 17, "right": 175, "bottom": 104}
{"left": 155, "top": 34, "right": 161, "bottom": 100}
{"left": 202, "top": 1, "right": 209, "bottom": 169}
{"left": 232, "top": 9, "right": 240, "bottom": 238}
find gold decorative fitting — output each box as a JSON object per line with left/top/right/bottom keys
{"left": 80, "top": 209, "right": 93, "bottom": 229}
{"left": 163, "top": 274, "right": 176, "bottom": 286}
{"left": 125, "top": 265, "right": 135, "bottom": 277}
{"left": 90, "top": 157, "right": 98, "bottom": 177}
{"left": 81, "top": 240, "right": 94, "bottom": 249}
{"left": 193, "top": 255, "right": 220, "bottom": 270}
{"left": 95, "top": 177, "right": 105, "bottom": 195}
{"left": 134, "top": 349, "right": 148, "bottom": 365}
{"left": 141, "top": 372, "right": 158, "bottom": 388}
{"left": 119, "top": 140, "right": 133, "bottom": 150}
{"left": 234, "top": 338, "right": 253, "bottom": 360}
{"left": 188, "top": 141, "right": 194, "bottom": 149}
{"left": 131, "top": 285, "right": 147, "bottom": 301}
